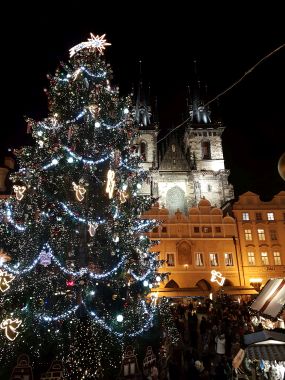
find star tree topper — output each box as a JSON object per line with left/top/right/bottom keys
{"left": 69, "top": 33, "right": 111, "bottom": 57}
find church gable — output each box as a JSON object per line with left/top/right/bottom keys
{"left": 159, "top": 139, "right": 190, "bottom": 171}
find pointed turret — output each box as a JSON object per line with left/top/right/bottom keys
{"left": 133, "top": 61, "right": 152, "bottom": 128}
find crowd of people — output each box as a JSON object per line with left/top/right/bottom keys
{"left": 162, "top": 295, "right": 263, "bottom": 380}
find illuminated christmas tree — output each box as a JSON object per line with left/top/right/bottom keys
{"left": 0, "top": 33, "right": 168, "bottom": 378}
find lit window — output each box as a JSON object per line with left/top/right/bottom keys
{"left": 167, "top": 253, "right": 175, "bottom": 267}
{"left": 209, "top": 253, "right": 218, "bottom": 266}
{"left": 258, "top": 229, "right": 265, "bottom": 241}
{"left": 267, "top": 212, "right": 274, "bottom": 221}
{"left": 261, "top": 252, "right": 269, "bottom": 265}
{"left": 248, "top": 252, "right": 255, "bottom": 265}
{"left": 270, "top": 230, "right": 277, "bottom": 240}
{"left": 245, "top": 229, "right": 252, "bottom": 240}
{"left": 224, "top": 253, "right": 233, "bottom": 266}
{"left": 202, "top": 226, "right": 212, "bottom": 233}
{"left": 273, "top": 251, "right": 281, "bottom": 265}
{"left": 242, "top": 213, "right": 250, "bottom": 221}
{"left": 195, "top": 252, "right": 204, "bottom": 266}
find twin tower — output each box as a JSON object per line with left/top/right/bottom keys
{"left": 133, "top": 77, "right": 234, "bottom": 212}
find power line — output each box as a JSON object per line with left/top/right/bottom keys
{"left": 157, "top": 43, "right": 285, "bottom": 144}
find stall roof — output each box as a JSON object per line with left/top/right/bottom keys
{"left": 250, "top": 278, "right": 285, "bottom": 319}
{"left": 244, "top": 331, "right": 285, "bottom": 361}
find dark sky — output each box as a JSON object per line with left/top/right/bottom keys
{"left": 1, "top": 2, "right": 285, "bottom": 199}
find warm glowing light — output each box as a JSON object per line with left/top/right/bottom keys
{"left": 249, "top": 278, "right": 263, "bottom": 283}
{"left": 13, "top": 185, "right": 26, "bottom": 200}
{"left": 0, "top": 249, "right": 11, "bottom": 266}
{"left": 72, "top": 182, "right": 86, "bottom": 202}
{"left": 106, "top": 170, "right": 115, "bottom": 199}
{"left": 69, "top": 33, "right": 111, "bottom": 57}
{"left": 88, "top": 222, "right": 98, "bottom": 237}
{"left": 0, "top": 318, "right": 22, "bottom": 341}
{"left": 210, "top": 270, "right": 225, "bottom": 286}
{"left": 0, "top": 269, "right": 15, "bottom": 292}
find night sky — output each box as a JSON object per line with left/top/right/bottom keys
{"left": 1, "top": 2, "right": 285, "bottom": 199}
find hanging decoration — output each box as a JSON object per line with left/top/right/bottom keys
{"left": 0, "top": 318, "right": 22, "bottom": 341}
{"left": 13, "top": 185, "right": 27, "bottom": 200}
{"left": 106, "top": 169, "right": 115, "bottom": 199}
{"left": 0, "top": 269, "right": 15, "bottom": 292}
{"left": 39, "top": 248, "right": 52, "bottom": 267}
{"left": 119, "top": 190, "right": 128, "bottom": 204}
{"left": 210, "top": 270, "right": 225, "bottom": 286}
{"left": 88, "top": 222, "right": 98, "bottom": 237}
{"left": 72, "top": 182, "right": 87, "bottom": 202}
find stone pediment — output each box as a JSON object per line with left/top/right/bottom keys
{"left": 159, "top": 138, "right": 190, "bottom": 171}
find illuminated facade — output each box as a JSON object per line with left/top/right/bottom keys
{"left": 232, "top": 191, "right": 285, "bottom": 290}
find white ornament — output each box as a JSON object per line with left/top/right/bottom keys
{"left": 88, "top": 222, "right": 98, "bottom": 237}
{"left": 13, "top": 185, "right": 26, "bottom": 200}
{"left": 39, "top": 249, "right": 52, "bottom": 267}
{"left": 0, "top": 318, "right": 22, "bottom": 341}
{"left": 69, "top": 33, "right": 111, "bottom": 57}
{"left": 0, "top": 269, "right": 15, "bottom": 292}
{"left": 116, "top": 314, "right": 123, "bottom": 322}
{"left": 72, "top": 182, "right": 86, "bottom": 202}
{"left": 106, "top": 170, "right": 115, "bottom": 199}
{"left": 210, "top": 270, "right": 225, "bottom": 286}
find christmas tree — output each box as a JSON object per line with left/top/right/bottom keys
{"left": 0, "top": 33, "right": 169, "bottom": 378}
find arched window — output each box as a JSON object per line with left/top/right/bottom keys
{"left": 201, "top": 141, "right": 211, "bottom": 159}
{"left": 177, "top": 241, "right": 192, "bottom": 265}
{"left": 166, "top": 186, "right": 186, "bottom": 214}
{"left": 165, "top": 280, "right": 179, "bottom": 288}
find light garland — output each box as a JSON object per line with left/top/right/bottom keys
{"left": 4, "top": 202, "right": 27, "bottom": 231}
{"left": 63, "top": 146, "right": 111, "bottom": 165}
{"left": 2, "top": 244, "right": 127, "bottom": 279}
{"left": 60, "top": 202, "right": 106, "bottom": 225}
{"left": 36, "top": 305, "right": 79, "bottom": 322}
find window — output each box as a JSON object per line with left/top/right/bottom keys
{"left": 201, "top": 141, "right": 211, "bottom": 159}
{"left": 215, "top": 226, "right": 221, "bottom": 233}
{"left": 258, "top": 229, "right": 265, "bottom": 241}
{"left": 152, "top": 227, "right": 158, "bottom": 233}
{"left": 208, "top": 184, "right": 212, "bottom": 192}
{"left": 173, "top": 159, "right": 176, "bottom": 165}
{"left": 256, "top": 212, "right": 262, "bottom": 221}
{"left": 270, "top": 230, "right": 277, "bottom": 240}
{"left": 273, "top": 251, "right": 281, "bottom": 265}
{"left": 202, "top": 226, "right": 212, "bottom": 233}
{"left": 195, "top": 252, "right": 204, "bottom": 266}
{"left": 242, "top": 213, "right": 250, "bottom": 221}
{"left": 161, "top": 226, "right": 167, "bottom": 233}
{"left": 140, "top": 141, "right": 147, "bottom": 160}
{"left": 267, "top": 212, "right": 275, "bottom": 221}
{"left": 244, "top": 229, "right": 252, "bottom": 240}
{"left": 166, "top": 253, "right": 175, "bottom": 267}
{"left": 224, "top": 253, "right": 234, "bottom": 266}
{"left": 209, "top": 253, "right": 219, "bottom": 266}
{"left": 261, "top": 252, "right": 269, "bottom": 265}
{"left": 248, "top": 252, "right": 255, "bottom": 265}
{"left": 193, "top": 226, "right": 200, "bottom": 233}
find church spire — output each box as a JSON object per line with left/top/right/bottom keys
{"left": 188, "top": 60, "right": 211, "bottom": 125}
{"left": 133, "top": 60, "right": 152, "bottom": 128}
